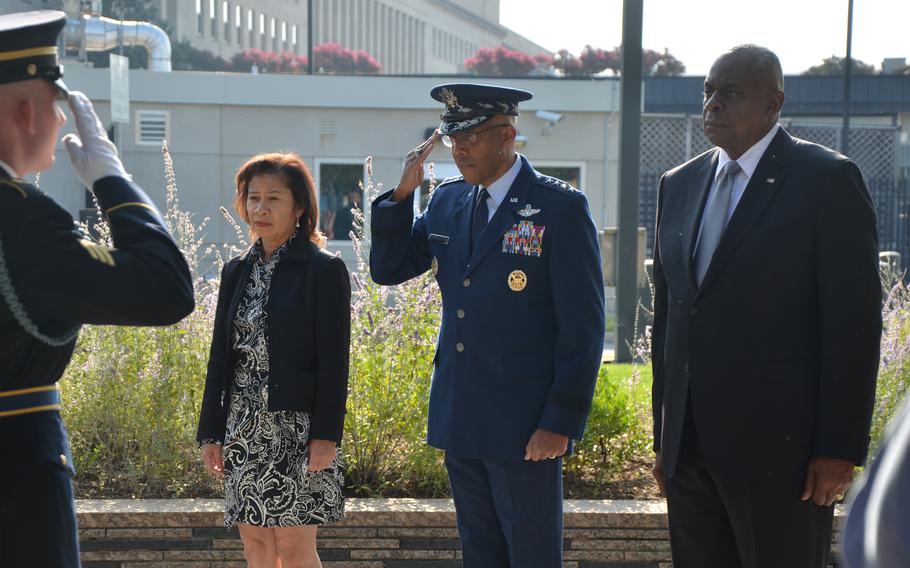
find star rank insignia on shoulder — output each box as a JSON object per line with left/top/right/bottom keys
{"left": 78, "top": 238, "right": 116, "bottom": 267}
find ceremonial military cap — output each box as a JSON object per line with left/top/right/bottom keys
{"left": 430, "top": 83, "right": 533, "bottom": 135}
{"left": 0, "top": 10, "right": 68, "bottom": 95}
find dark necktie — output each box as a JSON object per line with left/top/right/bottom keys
{"left": 471, "top": 187, "right": 490, "bottom": 251}
{"left": 694, "top": 160, "right": 741, "bottom": 285}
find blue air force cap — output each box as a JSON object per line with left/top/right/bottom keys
{"left": 430, "top": 83, "right": 533, "bottom": 135}
{"left": 0, "top": 10, "right": 68, "bottom": 95}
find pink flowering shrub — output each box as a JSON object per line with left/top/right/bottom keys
{"left": 230, "top": 43, "right": 381, "bottom": 75}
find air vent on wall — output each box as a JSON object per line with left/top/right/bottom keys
{"left": 135, "top": 110, "right": 169, "bottom": 145}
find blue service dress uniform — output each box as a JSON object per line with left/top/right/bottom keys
{"left": 370, "top": 154, "right": 605, "bottom": 566}
{"left": 0, "top": 173, "right": 195, "bottom": 566}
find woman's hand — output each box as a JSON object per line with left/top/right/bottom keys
{"left": 201, "top": 443, "right": 224, "bottom": 477}
{"left": 308, "top": 439, "right": 337, "bottom": 472}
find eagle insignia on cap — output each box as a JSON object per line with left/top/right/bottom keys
{"left": 439, "top": 88, "right": 459, "bottom": 109}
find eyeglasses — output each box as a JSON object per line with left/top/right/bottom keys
{"left": 441, "top": 123, "right": 511, "bottom": 148}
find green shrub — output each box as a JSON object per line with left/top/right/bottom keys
{"left": 61, "top": 143, "right": 229, "bottom": 497}
{"left": 869, "top": 279, "right": 910, "bottom": 456}
{"left": 342, "top": 157, "right": 446, "bottom": 496}
{"left": 564, "top": 363, "right": 652, "bottom": 488}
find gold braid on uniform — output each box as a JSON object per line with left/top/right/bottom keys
{"left": 0, "top": 230, "right": 80, "bottom": 346}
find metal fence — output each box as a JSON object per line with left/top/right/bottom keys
{"left": 638, "top": 175, "right": 910, "bottom": 264}
{"left": 871, "top": 178, "right": 910, "bottom": 261}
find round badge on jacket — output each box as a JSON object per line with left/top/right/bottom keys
{"left": 507, "top": 270, "right": 527, "bottom": 292}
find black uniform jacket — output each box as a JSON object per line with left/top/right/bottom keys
{"left": 651, "top": 128, "right": 882, "bottom": 483}
{"left": 0, "top": 172, "right": 195, "bottom": 392}
{"left": 196, "top": 234, "right": 351, "bottom": 444}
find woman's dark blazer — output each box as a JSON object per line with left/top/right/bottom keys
{"left": 196, "top": 234, "right": 351, "bottom": 444}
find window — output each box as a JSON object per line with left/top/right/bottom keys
{"left": 291, "top": 24, "right": 297, "bottom": 46}
{"left": 535, "top": 165, "right": 584, "bottom": 191}
{"left": 248, "top": 9, "right": 254, "bottom": 46}
{"left": 317, "top": 162, "right": 366, "bottom": 241}
{"left": 259, "top": 13, "right": 265, "bottom": 36}
{"left": 195, "top": 0, "right": 203, "bottom": 35}
{"left": 270, "top": 17, "right": 276, "bottom": 39}
{"left": 223, "top": 1, "right": 230, "bottom": 42}
{"left": 135, "top": 110, "right": 169, "bottom": 146}
{"left": 235, "top": 5, "right": 241, "bottom": 44}
{"left": 281, "top": 21, "right": 287, "bottom": 43}
{"left": 209, "top": 0, "right": 216, "bottom": 39}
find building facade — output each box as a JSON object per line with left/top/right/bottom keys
{"left": 157, "top": 0, "right": 549, "bottom": 74}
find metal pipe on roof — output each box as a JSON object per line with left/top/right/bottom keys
{"left": 63, "top": 14, "right": 172, "bottom": 72}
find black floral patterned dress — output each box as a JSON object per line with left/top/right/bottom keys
{"left": 221, "top": 237, "right": 345, "bottom": 528}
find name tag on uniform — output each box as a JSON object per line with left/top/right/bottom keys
{"left": 429, "top": 233, "right": 450, "bottom": 244}
{"left": 502, "top": 221, "right": 545, "bottom": 257}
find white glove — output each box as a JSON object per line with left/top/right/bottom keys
{"left": 62, "top": 91, "right": 130, "bottom": 189}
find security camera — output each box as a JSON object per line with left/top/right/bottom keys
{"left": 535, "top": 110, "right": 564, "bottom": 123}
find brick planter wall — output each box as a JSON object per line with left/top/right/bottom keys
{"left": 76, "top": 499, "right": 844, "bottom": 567}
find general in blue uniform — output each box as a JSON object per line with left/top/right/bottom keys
{"left": 0, "top": 11, "right": 195, "bottom": 567}
{"left": 370, "top": 83, "right": 605, "bottom": 567}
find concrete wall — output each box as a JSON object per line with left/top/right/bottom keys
{"left": 75, "top": 498, "right": 846, "bottom": 567}
{"left": 40, "top": 68, "right": 620, "bottom": 254}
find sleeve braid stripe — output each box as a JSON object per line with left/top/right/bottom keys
{"left": 105, "top": 201, "right": 157, "bottom": 215}
{"left": 0, "top": 180, "right": 27, "bottom": 199}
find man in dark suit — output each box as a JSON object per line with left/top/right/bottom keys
{"left": 0, "top": 11, "right": 195, "bottom": 567}
{"left": 650, "top": 45, "right": 881, "bottom": 567}
{"left": 332, "top": 188, "right": 362, "bottom": 240}
{"left": 370, "top": 83, "right": 604, "bottom": 567}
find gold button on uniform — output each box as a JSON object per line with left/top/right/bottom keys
{"left": 59, "top": 454, "right": 67, "bottom": 467}
{"left": 26, "top": 63, "right": 36, "bottom": 76}
{"left": 457, "top": 309, "right": 465, "bottom": 319}
{"left": 463, "top": 278, "right": 471, "bottom": 287}
{"left": 456, "top": 342, "right": 465, "bottom": 352}
{"left": 431, "top": 257, "right": 439, "bottom": 276}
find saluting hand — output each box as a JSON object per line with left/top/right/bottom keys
{"left": 308, "top": 439, "right": 337, "bottom": 472}
{"left": 525, "top": 428, "right": 569, "bottom": 462}
{"left": 62, "top": 91, "right": 129, "bottom": 190}
{"left": 391, "top": 130, "right": 438, "bottom": 202}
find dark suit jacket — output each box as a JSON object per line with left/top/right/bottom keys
{"left": 651, "top": 128, "right": 882, "bottom": 483}
{"left": 370, "top": 155, "right": 605, "bottom": 458}
{"left": 196, "top": 234, "right": 351, "bottom": 444}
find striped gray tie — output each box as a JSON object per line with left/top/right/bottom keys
{"left": 695, "top": 160, "right": 741, "bottom": 285}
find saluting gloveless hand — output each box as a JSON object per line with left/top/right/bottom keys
{"left": 391, "top": 130, "right": 438, "bottom": 202}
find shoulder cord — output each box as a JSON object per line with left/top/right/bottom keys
{"left": 0, "top": 230, "right": 80, "bottom": 346}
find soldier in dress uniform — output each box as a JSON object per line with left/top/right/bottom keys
{"left": 370, "top": 83, "right": 605, "bottom": 567}
{"left": 0, "top": 11, "right": 195, "bottom": 567}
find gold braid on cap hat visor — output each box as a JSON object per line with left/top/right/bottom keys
{"left": 0, "top": 46, "right": 57, "bottom": 62}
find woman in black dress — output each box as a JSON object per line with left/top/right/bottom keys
{"left": 197, "top": 153, "right": 350, "bottom": 567}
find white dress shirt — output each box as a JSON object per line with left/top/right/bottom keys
{"left": 478, "top": 154, "right": 523, "bottom": 222}
{"left": 695, "top": 124, "right": 780, "bottom": 252}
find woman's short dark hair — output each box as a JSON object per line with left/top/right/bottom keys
{"left": 233, "top": 152, "right": 324, "bottom": 246}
